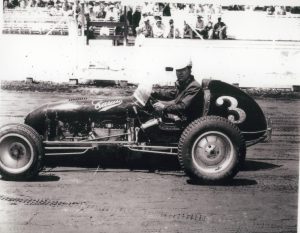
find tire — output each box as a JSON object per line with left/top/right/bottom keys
{"left": 0, "top": 123, "right": 44, "bottom": 181}
{"left": 178, "top": 116, "right": 246, "bottom": 182}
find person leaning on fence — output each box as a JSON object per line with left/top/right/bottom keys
{"left": 213, "top": 17, "right": 227, "bottom": 39}
{"left": 151, "top": 57, "right": 202, "bottom": 121}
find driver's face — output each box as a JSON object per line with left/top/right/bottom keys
{"left": 176, "top": 66, "right": 191, "bottom": 84}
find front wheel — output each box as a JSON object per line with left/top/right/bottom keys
{"left": 178, "top": 116, "right": 246, "bottom": 182}
{"left": 0, "top": 124, "right": 44, "bottom": 181}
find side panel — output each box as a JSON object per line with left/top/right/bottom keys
{"left": 206, "top": 80, "right": 267, "bottom": 141}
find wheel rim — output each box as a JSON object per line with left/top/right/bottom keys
{"left": 0, "top": 133, "right": 34, "bottom": 174}
{"left": 192, "top": 131, "right": 235, "bottom": 174}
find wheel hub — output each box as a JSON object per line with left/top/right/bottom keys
{"left": 192, "top": 131, "right": 235, "bottom": 173}
{"left": 205, "top": 144, "right": 218, "bottom": 159}
{"left": 0, "top": 133, "right": 34, "bottom": 174}
{"left": 9, "top": 143, "right": 25, "bottom": 159}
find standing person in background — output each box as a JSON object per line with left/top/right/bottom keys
{"left": 132, "top": 6, "right": 141, "bottom": 36}
{"left": 163, "top": 3, "right": 171, "bottom": 16}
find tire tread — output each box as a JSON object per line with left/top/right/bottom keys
{"left": 178, "top": 116, "right": 246, "bottom": 182}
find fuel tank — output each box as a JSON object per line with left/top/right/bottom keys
{"left": 24, "top": 96, "right": 137, "bottom": 135}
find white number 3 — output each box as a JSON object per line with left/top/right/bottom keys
{"left": 216, "top": 96, "right": 246, "bottom": 124}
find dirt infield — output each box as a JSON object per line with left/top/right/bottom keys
{"left": 0, "top": 90, "right": 298, "bottom": 233}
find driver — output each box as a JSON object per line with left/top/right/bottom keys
{"left": 151, "top": 57, "right": 202, "bottom": 120}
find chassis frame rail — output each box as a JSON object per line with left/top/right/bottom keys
{"left": 43, "top": 141, "right": 178, "bottom": 156}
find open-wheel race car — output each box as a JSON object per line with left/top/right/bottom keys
{"left": 0, "top": 79, "right": 271, "bottom": 182}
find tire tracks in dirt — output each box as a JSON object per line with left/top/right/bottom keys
{"left": 0, "top": 194, "right": 208, "bottom": 223}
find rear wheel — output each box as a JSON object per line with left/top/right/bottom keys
{"left": 0, "top": 124, "right": 44, "bottom": 180}
{"left": 178, "top": 116, "right": 246, "bottom": 182}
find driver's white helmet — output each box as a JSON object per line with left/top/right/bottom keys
{"left": 172, "top": 56, "right": 193, "bottom": 70}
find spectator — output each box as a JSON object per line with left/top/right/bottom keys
{"left": 126, "top": 6, "right": 133, "bottom": 25}
{"left": 48, "top": 0, "right": 54, "bottom": 7}
{"left": 140, "top": 18, "right": 153, "bottom": 37}
{"left": 92, "top": 1, "right": 100, "bottom": 17}
{"left": 62, "top": 0, "right": 71, "bottom": 11}
{"left": 36, "top": 0, "right": 45, "bottom": 7}
{"left": 194, "top": 15, "right": 206, "bottom": 38}
{"left": 153, "top": 3, "right": 161, "bottom": 16}
{"left": 132, "top": 6, "right": 141, "bottom": 35}
{"left": 205, "top": 21, "right": 214, "bottom": 39}
{"left": 141, "top": 2, "right": 153, "bottom": 16}
{"left": 50, "top": 3, "right": 63, "bottom": 16}
{"left": 266, "top": 6, "right": 275, "bottom": 15}
{"left": 163, "top": 3, "right": 171, "bottom": 16}
{"left": 158, "top": 3, "right": 164, "bottom": 13}
{"left": 188, "top": 4, "right": 195, "bottom": 13}
{"left": 138, "top": 13, "right": 147, "bottom": 27}
{"left": 167, "top": 18, "right": 174, "bottom": 38}
{"left": 28, "top": 0, "right": 36, "bottom": 7}
{"left": 105, "top": 4, "right": 118, "bottom": 21}
{"left": 177, "top": 3, "right": 185, "bottom": 10}
{"left": 183, "top": 21, "right": 193, "bottom": 39}
{"left": 19, "top": 0, "right": 27, "bottom": 8}
{"left": 275, "top": 6, "right": 286, "bottom": 15}
{"left": 213, "top": 17, "right": 227, "bottom": 39}
{"left": 195, "top": 4, "right": 204, "bottom": 14}
{"left": 96, "top": 2, "right": 106, "bottom": 19}
{"left": 153, "top": 19, "right": 165, "bottom": 38}
{"left": 73, "top": 0, "right": 82, "bottom": 18}
{"left": 6, "top": 0, "right": 16, "bottom": 8}
{"left": 3, "top": 0, "right": 7, "bottom": 9}
{"left": 88, "top": 4, "right": 94, "bottom": 16}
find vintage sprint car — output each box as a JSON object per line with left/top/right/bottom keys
{"left": 0, "top": 79, "right": 271, "bottom": 182}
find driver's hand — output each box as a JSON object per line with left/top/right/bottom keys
{"left": 153, "top": 101, "right": 166, "bottom": 111}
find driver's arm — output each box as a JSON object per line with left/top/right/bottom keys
{"left": 151, "top": 88, "right": 177, "bottom": 101}
{"left": 164, "top": 85, "right": 201, "bottom": 114}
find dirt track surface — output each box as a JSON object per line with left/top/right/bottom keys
{"left": 0, "top": 91, "right": 299, "bottom": 233}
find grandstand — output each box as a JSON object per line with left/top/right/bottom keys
{"left": 1, "top": 0, "right": 300, "bottom": 88}
{"left": 2, "top": 0, "right": 300, "bottom": 42}
{"left": 3, "top": 8, "right": 71, "bottom": 35}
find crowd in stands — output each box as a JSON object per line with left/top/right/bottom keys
{"left": 3, "top": 1, "right": 300, "bottom": 40}
{"left": 4, "top": 0, "right": 81, "bottom": 16}
{"left": 2, "top": 1, "right": 228, "bottom": 39}
{"left": 126, "top": 2, "right": 227, "bottom": 40}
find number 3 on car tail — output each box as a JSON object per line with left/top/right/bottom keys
{"left": 216, "top": 96, "right": 246, "bottom": 124}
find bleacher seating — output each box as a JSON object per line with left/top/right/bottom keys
{"left": 3, "top": 9, "right": 70, "bottom": 36}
